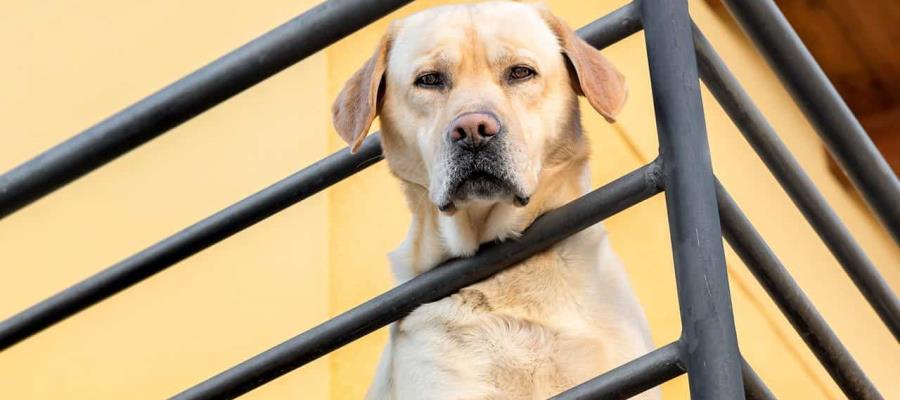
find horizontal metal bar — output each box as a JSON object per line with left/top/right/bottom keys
{"left": 0, "top": 135, "right": 384, "bottom": 351}
{"left": 692, "top": 26, "right": 900, "bottom": 340}
{"left": 742, "top": 358, "right": 777, "bottom": 400}
{"left": 0, "top": 7, "right": 642, "bottom": 351}
{"left": 171, "top": 161, "right": 664, "bottom": 400}
{"left": 0, "top": 0, "right": 414, "bottom": 219}
{"left": 550, "top": 342, "right": 684, "bottom": 400}
{"left": 716, "top": 182, "right": 883, "bottom": 400}
{"left": 718, "top": 0, "right": 900, "bottom": 243}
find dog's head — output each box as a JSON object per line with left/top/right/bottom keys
{"left": 333, "top": 2, "right": 625, "bottom": 214}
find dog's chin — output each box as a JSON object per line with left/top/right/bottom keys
{"left": 455, "top": 171, "right": 512, "bottom": 200}
{"left": 437, "top": 171, "right": 530, "bottom": 215}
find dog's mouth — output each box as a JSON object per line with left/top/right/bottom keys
{"left": 453, "top": 170, "right": 511, "bottom": 199}
{"left": 437, "top": 167, "right": 529, "bottom": 213}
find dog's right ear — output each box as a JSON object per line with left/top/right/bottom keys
{"left": 332, "top": 29, "right": 392, "bottom": 153}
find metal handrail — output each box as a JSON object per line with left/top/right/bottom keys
{"left": 0, "top": 0, "right": 896, "bottom": 398}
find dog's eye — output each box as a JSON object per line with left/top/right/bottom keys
{"left": 508, "top": 66, "right": 536, "bottom": 82}
{"left": 415, "top": 72, "right": 446, "bottom": 88}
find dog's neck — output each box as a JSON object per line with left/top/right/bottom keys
{"left": 388, "top": 135, "right": 591, "bottom": 281}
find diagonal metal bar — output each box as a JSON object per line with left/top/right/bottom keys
{"left": 170, "top": 161, "right": 664, "bottom": 400}
{"left": 0, "top": 0, "right": 414, "bottom": 219}
{"left": 717, "top": 0, "right": 900, "bottom": 243}
{"left": 692, "top": 26, "right": 900, "bottom": 340}
{"left": 716, "top": 181, "right": 883, "bottom": 400}
{"left": 0, "top": 6, "right": 642, "bottom": 352}
{"left": 549, "top": 345, "right": 775, "bottom": 400}
{"left": 742, "top": 358, "right": 777, "bottom": 400}
{"left": 575, "top": 1, "right": 641, "bottom": 49}
{"left": 0, "top": 135, "right": 383, "bottom": 351}
{"left": 640, "top": 0, "right": 744, "bottom": 398}
{"left": 550, "top": 342, "right": 684, "bottom": 400}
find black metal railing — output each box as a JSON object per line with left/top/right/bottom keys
{"left": 1, "top": 0, "right": 897, "bottom": 399}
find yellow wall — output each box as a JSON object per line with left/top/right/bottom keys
{"left": 1, "top": 1, "right": 897, "bottom": 399}
{"left": 0, "top": 1, "right": 332, "bottom": 398}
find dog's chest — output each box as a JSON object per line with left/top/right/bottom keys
{"left": 393, "top": 242, "right": 607, "bottom": 398}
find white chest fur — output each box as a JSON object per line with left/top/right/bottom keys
{"left": 369, "top": 226, "right": 658, "bottom": 400}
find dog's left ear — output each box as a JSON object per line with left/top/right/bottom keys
{"left": 332, "top": 28, "right": 392, "bottom": 152}
{"left": 539, "top": 9, "right": 627, "bottom": 122}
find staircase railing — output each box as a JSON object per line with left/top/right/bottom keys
{"left": 1, "top": 1, "right": 897, "bottom": 399}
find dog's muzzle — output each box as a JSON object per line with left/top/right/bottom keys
{"left": 436, "top": 113, "right": 530, "bottom": 213}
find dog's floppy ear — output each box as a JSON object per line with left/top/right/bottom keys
{"left": 540, "top": 9, "right": 627, "bottom": 122}
{"left": 332, "top": 29, "right": 392, "bottom": 152}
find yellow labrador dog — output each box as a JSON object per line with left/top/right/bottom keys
{"left": 332, "top": 2, "right": 656, "bottom": 399}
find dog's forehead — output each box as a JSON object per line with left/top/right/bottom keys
{"left": 389, "top": 3, "right": 561, "bottom": 72}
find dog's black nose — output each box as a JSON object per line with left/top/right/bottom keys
{"left": 449, "top": 112, "right": 501, "bottom": 150}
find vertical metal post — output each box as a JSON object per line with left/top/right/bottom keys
{"left": 640, "top": 0, "right": 745, "bottom": 398}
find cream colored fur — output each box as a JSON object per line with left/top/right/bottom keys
{"left": 332, "top": 2, "right": 657, "bottom": 399}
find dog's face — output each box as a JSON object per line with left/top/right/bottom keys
{"left": 333, "top": 2, "right": 625, "bottom": 213}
